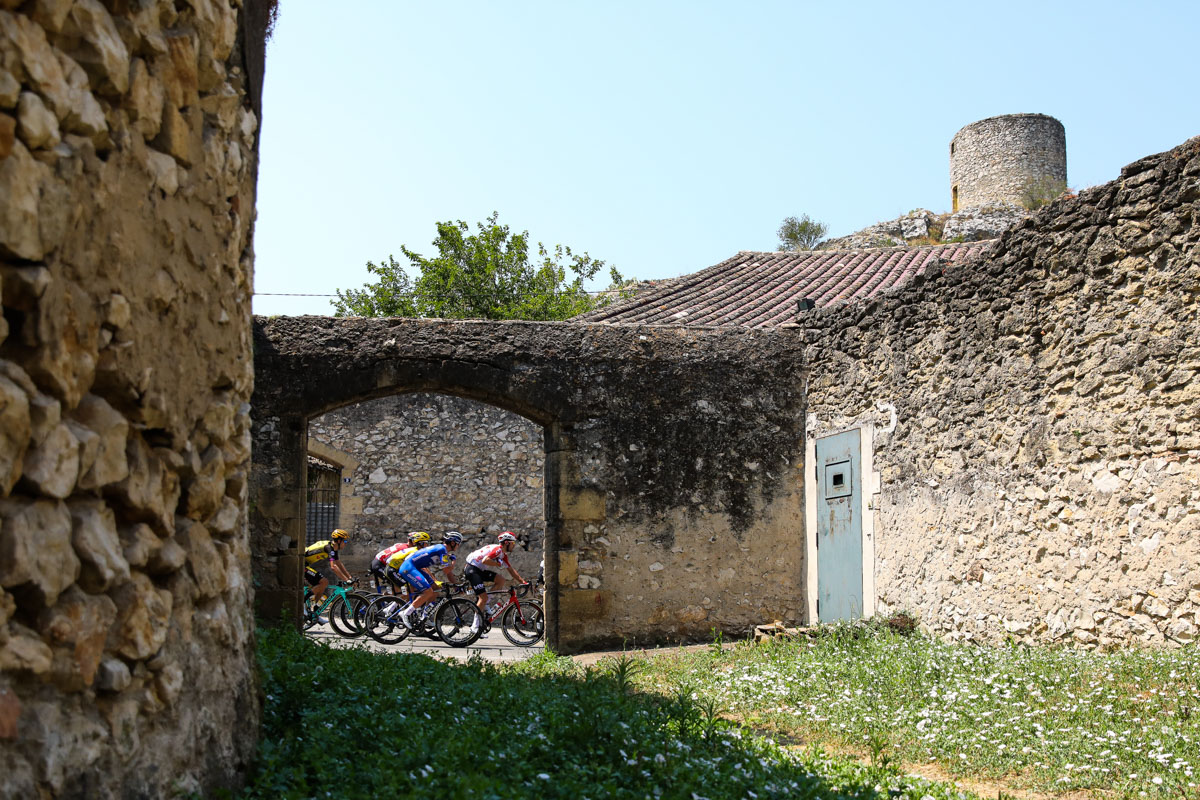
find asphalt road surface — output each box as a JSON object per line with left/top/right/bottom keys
{"left": 304, "top": 621, "right": 544, "bottom": 663}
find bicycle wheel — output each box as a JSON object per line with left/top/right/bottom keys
{"left": 434, "top": 599, "right": 484, "bottom": 647}
{"left": 501, "top": 600, "right": 545, "bottom": 646}
{"left": 349, "top": 592, "right": 379, "bottom": 633}
{"left": 364, "top": 595, "right": 410, "bottom": 645}
{"left": 327, "top": 594, "right": 359, "bottom": 638}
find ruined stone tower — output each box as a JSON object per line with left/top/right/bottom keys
{"left": 949, "top": 114, "right": 1066, "bottom": 211}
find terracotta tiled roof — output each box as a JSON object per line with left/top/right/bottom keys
{"left": 578, "top": 241, "right": 994, "bottom": 328}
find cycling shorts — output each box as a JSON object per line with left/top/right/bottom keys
{"left": 397, "top": 562, "right": 433, "bottom": 593}
{"left": 304, "top": 565, "right": 333, "bottom": 587}
{"left": 463, "top": 564, "right": 497, "bottom": 596}
{"left": 369, "top": 558, "right": 389, "bottom": 581}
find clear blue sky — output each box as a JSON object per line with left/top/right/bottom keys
{"left": 252, "top": 1, "right": 1200, "bottom": 317}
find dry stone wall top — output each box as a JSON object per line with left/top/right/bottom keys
{"left": 0, "top": 1, "right": 262, "bottom": 796}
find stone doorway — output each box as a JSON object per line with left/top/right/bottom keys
{"left": 308, "top": 392, "right": 547, "bottom": 588}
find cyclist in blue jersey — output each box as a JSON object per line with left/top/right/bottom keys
{"left": 395, "top": 532, "right": 461, "bottom": 629}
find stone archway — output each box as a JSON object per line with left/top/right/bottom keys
{"left": 251, "top": 316, "right": 808, "bottom": 653}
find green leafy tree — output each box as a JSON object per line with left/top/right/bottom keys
{"left": 333, "top": 213, "right": 632, "bottom": 321}
{"left": 777, "top": 214, "right": 828, "bottom": 251}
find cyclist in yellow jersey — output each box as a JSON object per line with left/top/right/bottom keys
{"left": 305, "top": 529, "right": 353, "bottom": 611}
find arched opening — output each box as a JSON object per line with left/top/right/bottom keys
{"left": 952, "top": 184, "right": 959, "bottom": 213}
{"left": 307, "top": 392, "right": 547, "bottom": 596}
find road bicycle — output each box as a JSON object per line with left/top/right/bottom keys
{"left": 362, "top": 582, "right": 462, "bottom": 645}
{"left": 302, "top": 581, "right": 358, "bottom": 638}
{"left": 434, "top": 583, "right": 544, "bottom": 648}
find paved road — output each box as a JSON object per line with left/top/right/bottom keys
{"left": 305, "top": 621, "right": 544, "bottom": 663}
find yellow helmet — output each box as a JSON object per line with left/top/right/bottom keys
{"left": 331, "top": 529, "right": 349, "bottom": 541}
{"left": 408, "top": 531, "right": 431, "bottom": 545}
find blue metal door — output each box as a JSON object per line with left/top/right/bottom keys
{"left": 816, "top": 429, "right": 863, "bottom": 622}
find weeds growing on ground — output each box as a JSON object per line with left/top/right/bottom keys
{"left": 636, "top": 623, "right": 1200, "bottom": 798}
{"left": 241, "top": 626, "right": 977, "bottom": 799}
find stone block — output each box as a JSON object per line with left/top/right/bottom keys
{"left": 70, "top": 394, "right": 129, "bottom": 490}
{"left": 0, "top": 497, "right": 78, "bottom": 605}
{"left": 160, "top": 31, "right": 199, "bottom": 109}
{"left": 145, "top": 536, "right": 186, "bottom": 576}
{"left": 205, "top": 496, "right": 239, "bottom": 537}
{"left": 255, "top": 486, "right": 301, "bottom": 520}
{"left": 109, "top": 572, "right": 172, "bottom": 660}
{"left": 95, "top": 656, "right": 131, "bottom": 692}
{"left": 16, "top": 91, "right": 59, "bottom": 149}
{"left": 29, "top": 0, "right": 73, "bottom": 33}
{"left": 557, "top": 588, "right": 612, "bottom": 620}
{"left": 178, "top": 519, "right": 225, "bottom": 600}
{"left": 0, "top": 70, "right": 18, "bottom": 108}
{"left": 0, "top": 373, "right": 31, "bottom": 493}
{"left": 66, "top": 0, "right": 130, "bottom": 94}
{"left": 0, "top": 140, "right": 51, "bottom": 259}
{"left": 112, "top": 434, "right": 176, "bottom": 534}
{"left": 119, "top": 522, "right": 160, "bottom": 568}
{"left": 183, "top": 445, "right": 224, "bottom": 520}
{"left": 69, "top": 498, "right": 130, "bottom": 592}
{"left": 0, "top": 11, "right": 73, "bottom": 117}
{"left": 559, "top": 486, "right": 605, "bottom": 521}
{"left": 39, "top": 585, "right": 117, "bottom": 687}
{"left": 0, "top": 622, "right": 52, "bottom": 674}
{"left": 20, "top": 421, "right": 79, "bottom": 499}
{"left": 558, "top": 550, "right": 578, "bottom": 585}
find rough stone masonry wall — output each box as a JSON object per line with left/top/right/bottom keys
{"left": 950, "top": 113, "right": 1066, "bottom": 210}
{"left": 0, "top": 1, "right": 261, "bottom": 796}
{"left": 253, "top": 317, "right": 808, "bottom": 651}
{"left": 309, "top": 394, "right": 545, "bottom": 578}
{"left": 805, "top": 136, "right": 1200, "bottom": 647}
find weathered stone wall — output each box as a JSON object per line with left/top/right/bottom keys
{"left": 309, "top": 394, "right": 545, "bottom": 578}
{"left": 805, "top": 136, "right": 1200, "bottom": 646}
{"left": 252, "top": 318, "right": 808, "bottom": 652}
{"left": 0, "top": 1, "right": 261, "bottom": 796}
{"left": 950, "top": 113, "right": 1066, "bottom": 210}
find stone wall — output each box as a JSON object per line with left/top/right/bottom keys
{"left": 0, "top": 1, "right": 261, "bottom": 796}
{"left": 950, "top": 114, "right": 1066, "bottom": 211}
{"left": 252, "top": 318, "right": 808, "bottom": 652}
{"left": 805, "top": 136, "right": 1200, "bottom": 646}
{"left": 309, "top": 393, "right": 545, "bottom": 578}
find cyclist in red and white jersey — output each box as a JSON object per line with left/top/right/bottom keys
{"left": 464, "top": 531, "right": 526, "bottom": 618}
{"left": 368, "top": 532, "right": 423, "bottom": 592}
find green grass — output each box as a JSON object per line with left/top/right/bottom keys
{"left": 240, "top": 626, "right": 978, "bottom": 799}
{"left": 635, "top": 621, "right": 1200, "bottom": 798}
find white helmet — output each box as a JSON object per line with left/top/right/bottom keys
{"left": 497, "top": 531, "right": 517, "bottom": 544}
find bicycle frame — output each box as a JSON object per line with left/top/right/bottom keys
{"left": 304, "top": 582, "right": 352, "bottom": 616}
{"left": 485, "top": 586, "right": 532, "bottom": 626}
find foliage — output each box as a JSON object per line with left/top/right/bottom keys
{"left": 637, "top": 622, "right": 1200, "bottom": 798}
{"left": 241, "top": 626, "right": 977, "bottom": 799}
{"left": 777, "top": 214, "right": 828, "bottom": 251}
{"left": 332, "top": 213, "right": 633, "bottom": 321}
{"left": 1020, "top": 176, "right": 1073, "bottom": 211}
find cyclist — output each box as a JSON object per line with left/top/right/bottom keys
{"left": 304, "top": 529, "right": 353, "bottom": 617}
{"left": 369, "top": 532, "right": 424, "bottom": 593}
{"left": 386, "top": 532, "right": 462, "bottom": 629}
{"left": 464, "top": 531, "right": 527, "bottom": 620}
